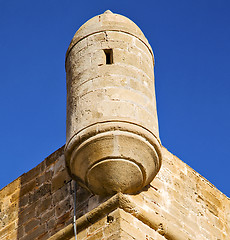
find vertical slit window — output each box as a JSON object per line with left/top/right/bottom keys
{"left": 104, "top": 49, "right": 113, "bottom": 64}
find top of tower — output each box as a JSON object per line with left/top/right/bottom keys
{"left": 104, "top": 10, "right": 113, "bottom": 14}
{"left": 66, "top": 11, "right": 153, "bottom": 60}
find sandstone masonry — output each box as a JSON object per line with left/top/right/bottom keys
{"left": 0, "top": 11, "right": 229, "bottom": 240}
{"left": 65, "top": 10, "right": 162, "bottom": 196}
{"left": 0, "top": 146, "right": 229, "bottom": 239}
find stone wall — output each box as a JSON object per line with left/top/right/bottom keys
{"left": 0, "top": 146, "right": 71, "bottom": 240}
{"left": 127, "top": 147, "right": 230, "bottom": 239}
{"left": 0, "top": 146, "right": 229, "bottom": 239}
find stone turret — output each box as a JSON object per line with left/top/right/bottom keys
{"left": 64, "top": 10, "right": 162, "bottom": 195}
{"left": 1, "top": 11, "right": 229, "bottom": 240}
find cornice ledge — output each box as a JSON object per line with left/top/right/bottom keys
{"left": 48, "top": 192, "right": 185, "bottom": 240}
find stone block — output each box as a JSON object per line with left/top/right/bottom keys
{"left": 21, "top": 161, "right": 45, "bottom": 185}
{"left": 44, "top": 146, "right": 65, "bottom": 167}
{"left": 0, "top": 178, "right": 21, "bottom": 199}
{"left": 87, "top": 229, "right": 104, "bottom": 240}
{"left": 20, "top": 179, "right": 36, "bottom": 196}
{"left": 21, "top": 224, "right": 46, "bottom": 240}
{"left": 40, "top": 208, "right": 55, "bottom": 223}
{"left": 0, "top": 222, "right": 15, "bottom": 238}
{"left": 25, "top": 218, "right": 40, "bottom": 233}
{"left": 29, "top": 183, "right": 51, "bottom": 203}
{"left": 55, "top": 198, "right": 71, "bottom": 218}
{"left": 51, "top": 169, "right": 71, "bottom": 193}
{"left": 88, "top": 32, "right": 106, "bottom": 45}
{"left": 36, "top": 195, "right": 52, "bottom": 216}
{"left": 106, "top": 31, "right": 134, "bottom": 44}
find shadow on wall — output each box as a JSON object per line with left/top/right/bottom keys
{"left": 0, "top": 146, "right": 85, "bottom": 239}
{"left": 16, "top": 146, "right": 73, "bottom": 239}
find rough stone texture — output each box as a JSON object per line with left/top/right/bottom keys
{"left": 0, "top": 147, "right": 72, "bottom": 240}
{"left": 69, "top": 208, "right": 166, "bottom": 240}
{"left": 0, "top": 146, "right": 229, "bottom": 239}
{"left": 1, "top": 10, "right": 229, "bottom": 240}
{"left": 65, "top": 10, "right": 162, "bottom": 196}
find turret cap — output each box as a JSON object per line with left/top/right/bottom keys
{"left": 66, "top": 11, "right": 153, "bottom": 60}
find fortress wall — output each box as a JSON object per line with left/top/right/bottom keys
{"left": 125, "top": 147, "right": 230, "bottom": 239}
{"left": 0, "top": 147, "right": 100, "bottom": 240}
{"left": 0, "top": 146, "right": 229, "bottom": 240}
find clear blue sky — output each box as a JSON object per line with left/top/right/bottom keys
{"left": 0, "top": 0, "right": 229, "bottom": 197}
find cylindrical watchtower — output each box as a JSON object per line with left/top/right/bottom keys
{"left": 65, "top": 10, "right": 162, "bottom": 195}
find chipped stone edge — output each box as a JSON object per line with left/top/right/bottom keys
{"left": 48, "top": 192, "right": 184, "bottom": 240}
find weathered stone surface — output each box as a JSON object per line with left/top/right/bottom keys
{"left": 0, "top": 10, "right": 229, "bottom": 240}
{"left": 65, "top": 10, "right": 162, "bottom": 196}
{"left": 0, "top": 145, "right": 229, "bottom": 239}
